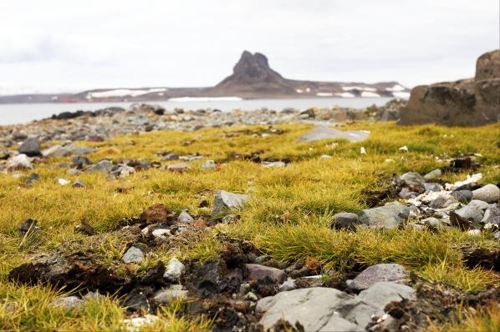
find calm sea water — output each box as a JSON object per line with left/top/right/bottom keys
{"left": 0, "top": 97, "right": 395, "bottom": 126}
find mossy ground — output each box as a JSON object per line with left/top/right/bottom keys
{"left": 1, "top": 120, "right": 499, "bottom": 330}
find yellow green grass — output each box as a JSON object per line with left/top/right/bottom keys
{"left": 0, "top": 121, "right": 499, "bottom": 330}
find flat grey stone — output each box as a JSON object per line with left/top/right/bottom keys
{"left": 348, "top": 264, "right": 407, "bottom": 291}
{"left": 256, "top": 287, "right": 355, "bottom": 331}
{"left": 122, "top": 246, "right": 145, "bottom": 264}
{"left": 89, "top": 160, "right": 114, "bottom": 173}
{"left": 359, "top": 202, "right": 410, "bottom": 229}
{"left": 472, "top": 184, "right": 500, "bottom": 203}
{"left": 212, "top": 190, "right": 250, "bottom": 216}
{"left": 358, "top": 282, "right": 415, "bottom": 309}
{"left": 153, "top": 286, "right": 188, "bottom": 305}
{"left": 297, "top": 126, "right": 369, "bottom": 143}
{"left": 455, "top": 200, "right": 489, "bottom": 223}
{"left": 201, "top": 160, "right": 216, "bottom": 170}
{"left": 167, "top": 162, "right": 189, "bottom": 172}
{"left": 50, "top": 296, "right": 84, "bottom": 310}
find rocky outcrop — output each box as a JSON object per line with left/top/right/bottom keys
{"left": 214, "top": 51, "right": 294, "bottom": 95}
{"left": 212, "top": 51, "right": 410, "bottom": 98}
{"left": 399, "top": 49, "right": 500, "bottom": 126}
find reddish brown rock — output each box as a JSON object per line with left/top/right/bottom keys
{"left": 140, "top": 203, "right": 175, "bottom": 224}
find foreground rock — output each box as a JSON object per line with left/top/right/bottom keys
{"left": 399, "top": 49, "right": 499, "bottom": 126}
{"left": 256, "top": 282, "right": 415, "bottom": 331}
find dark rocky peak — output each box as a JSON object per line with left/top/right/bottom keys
{"left": 216, "top": 51, "right": 285, "bottom": 88}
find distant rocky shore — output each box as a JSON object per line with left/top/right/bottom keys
{"left": 0, "top": 99, "right": 407, "bottom": 149}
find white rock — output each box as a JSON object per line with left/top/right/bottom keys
{"left": 152, "top": 228, "right": 171, "bottom": 239}
{"left": 398, "top": 146, "right": 408, "bottom": 153}
{"left": 360, "top": 147, "right": 367, "bottom": 155}
{"left": 163, "top": 257, "right": 185, "bottom": 282}
{"left": 445, "top": 173, "right": 482, "bottom": 191}
{"left": 58, "top": 178, "right": 70, "bottom": 186}
{"left": 123, "top": 314, "right": 159, "bottom": 332}
{"left": 6, "top": 154, "right": 32, "bottom": 170}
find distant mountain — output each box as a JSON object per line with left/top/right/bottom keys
{"left": 0, "top": 51, "right": 410, "bottom": 104}
{"left": 213, "top": 51, "right": 410, "bottom": 98}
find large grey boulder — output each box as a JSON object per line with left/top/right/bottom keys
{"left": 472, "top": 184, "right": 500, "bottom": 204}
{"left": 19, "top": 137, "right": 42, "bottom": 157}
{"left": 212, "top": 190, "right": 250, "bottom": 216}
{"left": 256, "top": 282, "right": 415, "bottom": 331}
{"left": 399, "top": 49, "right": 499, "bottom": 126}
{"left": 359, "top": 202, "right": 410, "bottom": 229}
{"left": 256, "top": 287, "right": 357, "bottom": 331}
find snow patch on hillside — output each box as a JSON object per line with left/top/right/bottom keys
{"left": 88, "top": 88, "right": 167, "bottom": 98}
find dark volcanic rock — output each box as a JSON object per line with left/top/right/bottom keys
{"left": 399, "top": 49, "right": 500, "bottom": 126}
{"left": 19, "top": 137, "right": 42, "bottom": 157}
{"left": 214, "top": 51, "right": 295, "bottom": 95}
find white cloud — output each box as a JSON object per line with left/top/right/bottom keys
{"left": 0, "top": 0, "right": 498, "bottom": 91}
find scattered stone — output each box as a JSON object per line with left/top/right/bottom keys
{"left": 279, "top": 278, "right": 297, "bottom": 292}
{"left": 297, "top": 126, "right": 370, "bottom": 143}
{"left": 177, "top": 209, "right": 194, "bottom": 222}
{"left": 472, "top": 184, "right": 500, "bottom": 203}
{"left": 124, "top": 291, "right": 150, "bottom": 313}
{"left": 123, "top": 314, "right": 159, "bottom": 332}
{"left": 445, "top": 173, "right": 482, "bottom": 191}
{"left": 451, "top": 190, "right": 473, "bottom": 203}
{"left": 400, "top": 172, "right": 426, "bottom": 192}
{"left": 454, "top": 200, "right": 489, "bottom": 223}
{"left": 58, "top": 178, "right": 70, "bottom": 186}
{"left": 245, "top": 264, "right": 286, "bottom": 284}
{"left": 331, "top": 212, "right": 360, "bottom": 231}
{"left": 163, "top": 257, "right": 185, "bottom": 282}
{"left": 153, "top": 285, "right": 189, "bottom": 305}
{"left": 262, "top": 161, "right": 286, "bottom": 168}
{"left": 201, "top": 160, "right": 216, "bottom": 170}
{"left": 360, "top": 147, "right": 367, "bottom": 155}
{"left": 212, "top": 190, "right": 250, "bottom": 216}
{"left": 358, "top": 202, "right": 410, "bottom": 229}
{"left": 49, "top": 296, "right": 84, "bottom": 310}
{"left": 42, "top": 145, "right": 70, "bottom": 158}
{"left": 424, "top": 168, "right": 442, "bottom": 180}
{"left": 347, "top": 264, "right": 407, "bottom": 291}
{"left": 6, "top": 154, "right": 32, "bottom": 170}
{"left": 72, "top": 180, "right": 86, "bottom": 188}
{"left": 151, "top": 228, "right": 171, "bottom": 239}
{"left": 167, "top": 162, "right": 189, "bottom": 172}
{"left": 18, "top": 219, "right": 38, "bottom": 235}
{"left": 89, "top": 160, "right": 114, "bottom": 174}
{"left": 122, "top": 246, "right": 145, "bottom": 264}
{"left": 18, "top": 137, "right": 42, "bottom": 157}
{"left": 25, "top": 173, "right": 40, "bottom": 185}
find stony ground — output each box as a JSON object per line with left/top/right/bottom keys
{"left": 0, "top": 102, "right": 499, "bottom": 331}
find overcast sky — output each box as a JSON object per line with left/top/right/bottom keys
{"left": 0, "top": 0, "right": 498, "bottom": 94}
